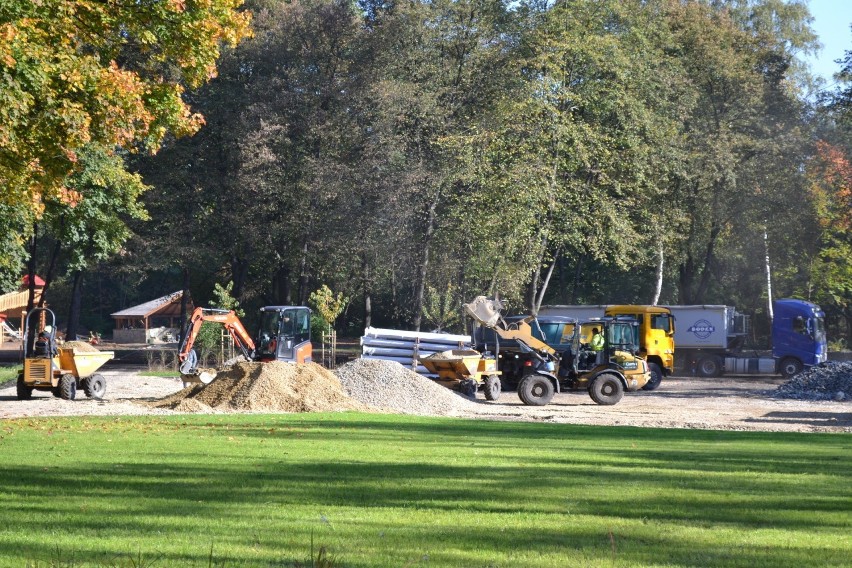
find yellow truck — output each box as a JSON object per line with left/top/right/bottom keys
{"left": 539, "top": 304, "right": 674, "bottom": 390}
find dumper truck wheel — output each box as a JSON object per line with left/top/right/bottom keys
{"left": 16, "top": 374, "right": 32, "bottom": 401}
{"left": 483, "top": 375, "right": 501, "bottom": 401}
{"left": 642, "top": 363, "right": 663, "bottom": 391}
{"left": 460, "top": 378, "right": 478, "bottom": 398}
{"left": 589, "top": 373, "right": 624, "bottom": 405}
{"left": 517, "top": 374, "right": 555, "bottom": 406}
{"left": 59, "top": 373, "right": 77, "bottom": 401}
{"left": 779, "top": 357, "right": 803, "bottom": 378}
{"left": 83, "top": 374, "right": 107, "bottom": 399}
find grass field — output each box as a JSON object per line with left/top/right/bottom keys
{"left": 0, "top": 412, "right": 849, "bottom": 567}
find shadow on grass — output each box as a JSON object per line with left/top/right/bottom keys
{"left": 1, "top": 414, "right": 850, "bottom": 567}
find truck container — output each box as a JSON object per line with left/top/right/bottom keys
{"left": 668, "top": 299, "right": 827, "bottom": 377}
{"left": 541, "top": 299, "right": 827, "bottom": 378}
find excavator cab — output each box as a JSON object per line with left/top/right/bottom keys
{"left": 255, "top": 306, "right": 312, "bottom": 363}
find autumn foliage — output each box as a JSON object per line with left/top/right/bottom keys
{"left": 0, "top": 0, "right": 252, "bottom": 215}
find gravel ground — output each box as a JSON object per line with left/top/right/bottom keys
{"left": 1, "top": 363, "right": 850, "bottom": 433}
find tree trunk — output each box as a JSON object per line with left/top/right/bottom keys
{"left": 364, "top": 293, "right": 372, "bottom": 329}
{"left": 412, "top": 190, "right": 440, "bottom": 332}
{"left": 764, "top": 227, "right": 774, "bottom": 322}
{"left": 230, "top": 256, "right": 249, "bottom": 300}
{"left": 651, "top": 245, "right": 664, "bottom": 305}
{"left": 297, "top": 237, "right": 310, "bottom": 306}
{"left": 66, "top": 270, "right": 84, "bottom": 340}
{"left": 37, "top": 235, "right": 63, "bottom": 308}
{"left": 272, "top": 264, "right": 292, "bottom": 305}
{"left": 26, "top": 227, "right": 38, "bottom": 313}
{"left": 533, "top": 248, "right": 561, "bottom": 315}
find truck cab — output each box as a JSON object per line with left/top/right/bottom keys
{"left": 604, "top": 305, "right": 674, "bottom": 390}
{"left": 772, "top": 299, "right": 827, "bottom": 376}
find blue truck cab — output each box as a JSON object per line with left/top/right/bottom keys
{"left": 772, "top": 299, "right": 827, "bottom": 376}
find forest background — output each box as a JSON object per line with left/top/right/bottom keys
{"left": 2, "top": 0, "right": 852, "bottom": 348}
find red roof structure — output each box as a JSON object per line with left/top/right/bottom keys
{"left": 21, "top": 275, "right": 46, "bottom": 287}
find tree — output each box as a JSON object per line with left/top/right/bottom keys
{"left": 0, "top": 0, "right": 251, "bottom": 280}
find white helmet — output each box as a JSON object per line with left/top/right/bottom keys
{"left": 43, "top": 325, "right": 53, "bottom": 334}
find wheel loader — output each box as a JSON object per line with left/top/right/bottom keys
{"left": 465, "top": 296, "right": 650, "bottom": 406}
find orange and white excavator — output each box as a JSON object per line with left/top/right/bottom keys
{"left": 178, "top": 306, "right": 313, "bottom": 384}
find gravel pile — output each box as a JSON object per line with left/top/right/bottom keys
{"left": 335, "top": 359, "right": 478, "bottom": 416}
{"left": 154, "top": 361, "right": 366, "bottom": 413}
{"left": 774, "top": 362, "right": 852, "bottom": 401}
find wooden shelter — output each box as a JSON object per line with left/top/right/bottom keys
{"left": 0, "top": 276, "right": 45, "bottom": 345}
{"left": 111, "top": 291, "right": 192, "bottom": 344}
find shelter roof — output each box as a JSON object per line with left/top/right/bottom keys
{"left": 21, "top": 274, "right": 45, "bottom": 287}
{"left": 111, "top": 291, "right": 189, "bottom": 319}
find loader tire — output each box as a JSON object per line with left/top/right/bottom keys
{"left": 59, "top": 374, "right": 77, "bottom": 401}
{"left": 517, "top": 374, "right": 555, "bottom": 406}
{"left": 83, "top": 374, "right": 107, "bottom": 399}
{"left": 16, "top": 375, "right": 33, "bottom": 401}
{"left": 589, "top": 373, "right": 624, "bottom": 406}
{"left": 642, "top": 362, "right": 663, "bottom": 391}
{"left": 483, "top": 375, "right": 501, "bottom": 401}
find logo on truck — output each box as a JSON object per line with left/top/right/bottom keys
{"left": 687, "top": 320, "right": 715, "bottom": 340}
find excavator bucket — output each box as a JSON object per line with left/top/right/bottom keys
{"left": 464, "top": 296, "right": 504, "bottom": 328}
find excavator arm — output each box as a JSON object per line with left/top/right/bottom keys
{"left": 178, "top": 308, "right": 256, "bottom": 375}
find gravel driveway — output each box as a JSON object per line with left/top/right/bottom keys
{"left": 1, "top": 367, "right": 849, "bottom": 433}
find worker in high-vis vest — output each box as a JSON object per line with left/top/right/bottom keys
{"left": 590, "top": 328, "right": 604, "bottom": 351}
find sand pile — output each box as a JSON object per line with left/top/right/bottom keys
{"left": 335, "top": 359, "right": 478, "bottom": 416}
{"left": 155, "top": 361, "right": 367, "bottom": 413}
{"left": 62, "top": 341, "right": 100, "bottom": 352}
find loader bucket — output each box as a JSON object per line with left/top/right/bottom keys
{"left": 464, "top": 296, "right": 504, "bottom": 328}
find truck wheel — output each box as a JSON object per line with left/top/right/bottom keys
{"left": 779, "top": 357, "right": 803, "bottom": 378}
{"left": 589, "top": 373, "right": 624, "bottom": 405}
{"left": 483, "top": 375, "right": 501, "bottom": 401}
{"left": 642, "top": 362, "right": 663, "bottom": 391}
{"left": 517, "top": 374, "right": 555, "bottom": 406}
{"left": 16, "top": 375, "right": 33, "bottom": 401}
{"left": 59, "top": 374, "right": 77, "bottom": 401}
{"left": 697, "top": 356, "right": 721, "bottom": 377}
{"left": 83, "top": 374, "right": 107, "bottom": 399}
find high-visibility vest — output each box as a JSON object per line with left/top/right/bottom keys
{"left": 590, "top": 333, "right": 604, "bottom": 351}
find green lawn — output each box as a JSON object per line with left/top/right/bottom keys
{"left": 0, "top": 364, "right": 19, "bottom": 387}
{"left": 0, "top": 412, "right": 849, "bottom": 567}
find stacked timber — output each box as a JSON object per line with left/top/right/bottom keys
{"left": 360, "top": 326, "right": 471, "bottom": 375}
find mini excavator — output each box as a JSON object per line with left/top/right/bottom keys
{"left": 177, "top": 306, "right": 312, "bottom": 384}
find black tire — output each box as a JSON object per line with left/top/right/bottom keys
{"left": 459, "top": 378, "right": 478, "bottom": 398}
{"left": 642, "top": 362, "right": 663, "bottom": 391}
{"left": 589, "top": 373, "right": 625, "bottom": 405}
{"left": 517, "top": 374, "right": 555, "bottom": 406}
{"left": 16, "top": 375, "right": 33, "bottom": 401}
{"left": 83, "top": 374, "right": 107, "bottom": 399}
{"left": 779, "top": 357, "right": 803, "bottom": 378}
{"left": 697, "top": 356, "right": 722, "bottom": 378}
{"left": 59, "top": 373, "right": 77, "bottom": 401}
{"left": 483, "top": 375, "right": 501, "bottom": 401}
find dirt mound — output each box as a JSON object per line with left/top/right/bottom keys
{"left": 154, "top": 361, "right": 366, "bottom": 413}
{"left": 775, "top": 361, "right": 852, "bottom": 401}
{"left": 335, "top": 358, "right": 477, "bottom": 416}
{"left": 62, "top": 341, "right": 100, "bottom": 352}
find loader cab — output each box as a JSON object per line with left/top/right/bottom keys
{"left": 255, "top": 306, "right": 313, "bottom": 363}
{"left": 572, "top": 317, "right": 642, "bottom": 373}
